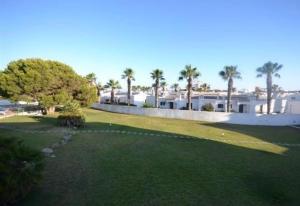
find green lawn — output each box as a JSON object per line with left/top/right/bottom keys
{"left": 1, "top": 109, "right": 300, "bottom": 206}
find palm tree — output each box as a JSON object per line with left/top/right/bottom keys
{"left": 198, "top": 83, "right": 211, "bottom": 92}
{"left": 272, "top": 84, "right": 283, "bottom": 97}
{"left": 256, "top": 61, "right": 282, "bottom": 114}
{"left": 85, "top": 73, "right": 97, "bottom": 86}
{"left": 121, "top": 68, "right": 135, "bottom": 106}
{"left": 254, "top": 86, "right": 263, "bottom": 100}
{"left": 179, "top": 65, "right": 200, "bottom": 110}
{"left": 171, "top": 83, "right": 179, "bottom": 92}
{"left": 150, "top": 69, "right": 164, "bottom": 108}
{"left": 160, "top": 81, "right": 167, "bottom": 94}
{"left": 131, "top": 85, "right": 137, "bottom": 92}
{"left": 86, "top": 73, "right": 99, "bottom": 102}
{"left": 96, "top": 82, "right": 104, "bottom": 103}
{"left": 105, "top": 79, "right": 121, "bottom": 104}
{"left": 219, "top": 66, "right": 241, "bottom": 112}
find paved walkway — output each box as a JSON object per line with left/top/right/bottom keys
{"left": 1, "top": 125, "right": 300, "bottom": 147}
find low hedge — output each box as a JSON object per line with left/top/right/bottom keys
{"left": 57, "top": 101, "right": 85, "bottom": 128}
{"left": 57, "top": 114, "right": 85, "bottom": 128}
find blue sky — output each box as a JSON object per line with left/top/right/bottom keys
{"left": 1, "top": 0, "right": 300, "bottom": 91}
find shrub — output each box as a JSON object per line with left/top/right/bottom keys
{"left": 57, "top": 101, "right": 85, "bottom": 128}
{"left": 201, "top": 103, "right": 214, "bottom": 111}
{"left": 142, "top": 103, "right": 155, "bottom": 108}
{"left": 0, "top": 137, "right": 44, "bottom": 205}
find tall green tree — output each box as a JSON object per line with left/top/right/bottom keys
{"left": 179, "top": 65, "right": 200, "bottom": 110}
{"left": 121, "top": 68, "right": 135, "bottom": 106}
{"left": 0, "top": 58, "right": 97, "bottom": 114}
{"left": 171, "top": 83, "right": 179, "bottom": 92}
{"left": 150, "top": 69, "right": 164, "bottom": 108}
{"left": 105, "top": 79, "right": 121, "bottom": 104}
{"left": 219, "top": 66, "right": 241, "bottom": 112}
{"left": 256, "top": 61, "right": 282, "bottom": 114}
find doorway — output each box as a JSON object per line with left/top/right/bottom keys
{"left": 239, "top": 104, "right": 244, "bottom": 113}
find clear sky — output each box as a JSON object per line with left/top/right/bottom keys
{"left": 1, "top": 0, "right": 300, "bottom": 91}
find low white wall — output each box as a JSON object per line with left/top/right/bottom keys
{"left": 92, "top": 103, "right": 300, "bottom": 126}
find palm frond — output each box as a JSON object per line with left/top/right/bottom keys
{"left": 274, "top": 73, "right": 281, "bottom": 78}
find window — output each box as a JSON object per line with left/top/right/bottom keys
{"left": 217, "top": 104, "right": 224, "bottom": 109}
{"left": 204, "top": 96, "right": 217, "bottom": 99}
{"left": 160, "top": 102, "right": 166, "bottom": 106}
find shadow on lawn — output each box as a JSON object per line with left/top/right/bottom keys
{"left": 1, "top": 115, "right": 300, "bottom": 205}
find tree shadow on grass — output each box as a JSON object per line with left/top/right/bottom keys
{"left": 1, "top": 115, "right": 300, "bottom": 205}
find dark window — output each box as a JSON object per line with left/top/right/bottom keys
{"left": 217, "top": 104, "right": 224, "bottom": 108}
{"left": 204, "top": 96, "right": 217, "bottom": 99}
{"left": 160, "top": 102, "right": 166, "bottom": 106}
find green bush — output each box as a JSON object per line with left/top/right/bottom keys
{"left": 0, "top": 137, "right": 44, "bottom": 205}
{"left": 57, "top": 101, "right": 85, "bottom": 128}
{"left": 201, "top": 103, "right": 214, "bottom": 112}
{"left": 58, "top": 114, "right": 85, "bottom": 128}
{"left": 142, "top": 103, "right": 155, "bottom": 108}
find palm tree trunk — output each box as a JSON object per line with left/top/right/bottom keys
{"left": 111, "top": 89, "right": 114, "bottom": 104}
{"left": 266, "top": 74, "right": 272, "bottom": 114}
{"left": 155, "top": 80, "right": 159, "bottom": 108}
{"left": 227, "top": 78, "right": 233, "bottom": 112}
{"left": 188, "top": 78, "right": 192, "bottom": 110}
{"left": 127, "top": 78, "right": 131, "bottom": 106}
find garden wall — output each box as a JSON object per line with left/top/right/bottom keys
{"left": 92, "top": 103, "right": 300, "bottom": 126}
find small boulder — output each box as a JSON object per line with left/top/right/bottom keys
{"left": 63, "top": 134, "right": 72, "bottom": 142}
{"left": 42, "top": 148, "right": 54, "bottom": 156}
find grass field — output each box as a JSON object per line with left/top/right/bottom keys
{"left": 1, "top": 108, "right": 300, "bottom": 206}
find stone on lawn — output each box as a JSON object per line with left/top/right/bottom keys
{"left": 42, "top": 148, "right": 54, "bottom": 156}
{"left": 63, "top": 134, "right": 72, "bottom": 142}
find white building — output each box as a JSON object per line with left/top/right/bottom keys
{"left": 284, "top": 93, "right": 300, "bottom": 114}
{"left": 100, "top": 91, "right": 148, "bottom": 107}
{"left": 145, "top": 91, "right": 300, "bottom": 114}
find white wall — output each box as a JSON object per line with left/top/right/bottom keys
{"left": 286, "top": 101, "right": 300, "bottom": 114}
{"left": 92, "top": 103, "right": 300, "bottom": 126}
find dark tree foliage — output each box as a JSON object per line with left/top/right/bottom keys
{"left": 0, "top": 59, "right": 97, "bottom": 113}
{"left": 0, "top": 137, "right": 44, "bottom": 205}
{"left": 201, "top": 103, "right": 214, "bottom": 112}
